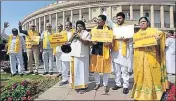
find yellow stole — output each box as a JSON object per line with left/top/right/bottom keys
{"left": 112, "top": 24, "right": 127, "bottom": 56}
{"left": 43, "top": 31, "right": 53, "bottom": 49}
{"left": 7, "top": 35, "right": 20, "bottom": 54}
{"left": 91, "top": 25, "right": 110, "bottom": 59}
{"left": 26, "top": 30, "right": 39, "bottom": 48}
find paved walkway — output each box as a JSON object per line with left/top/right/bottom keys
{"left": 34, "top": 72, "right": 175, "bottom": 100}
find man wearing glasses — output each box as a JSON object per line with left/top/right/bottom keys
{"left": 19, "top": 22, "right": 40, "bottom": 75}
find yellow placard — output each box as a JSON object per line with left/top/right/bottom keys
{"left": 26, "top": 36, "right": 40, "bottom": 45}
{"left": 91, "top": 29, "right": 113, "bottom": 42}
{"left": 49, "top": 32, "right": 68, "bottom": 48}
{"left": 133, "top": 31, "right": 157, "bottom": 48}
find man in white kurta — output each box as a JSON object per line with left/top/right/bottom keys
{"left": 166, "top": 31, "right": 175, "bottom": 75}
{"left": 103, "top": 11, "right": 130, "bottom": 94}
{"left": 53, "top": 23, "right": 63, "bottom": 76}
{"left": 7, "top": 28, "right": 26, "bottom": 76}
{"left": 59, "top": 21, "right": 74, "bottom": 86}
{"left": 40, "top": 23, "right": 54, "bottom": 75}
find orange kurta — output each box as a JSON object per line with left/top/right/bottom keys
{"left": 89, "top": 25, "right": 112, "bottom": 73}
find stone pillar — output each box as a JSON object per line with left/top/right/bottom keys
{"left": 140, "top": 5, "right": 144, "bottom": 17}
{"left": 160, "top": 6, "right": 164, "bottom": 28}
{"left": 49, "top": 14, "right": 52, "bottom": 24}
{"left": 63, "top": 11, "right": 65, "bottom": 30}
{"left": 118, "top": 5, "right": 122, "bottom": 12}
{"left": 130, "top": 5, "right": 133, "bottom": 20}
{"left": 150, "top": 5, "right": 154, "bottom": 27}
{"left": 39, "top": 17, "right": 41, "bottom": 33}
{"left": 44, "top": 15, "right": 46, "bottom": 31}
{"left": 79, "top": 9, "right": 82, "bottom": 20}
{"left": 56, "top": 13, "right": 58, "bottom": 32}
{"left": 89, "top": 7, "right": 91, "bottom": 20}
{"left": 109, "top": 6, "right": 112, "bottom": 19}
{"left": 170, "top": 5, "right": 174, "bottom": 28}
{"left": 70, "top": 10, "right": 73, "bottom": 22}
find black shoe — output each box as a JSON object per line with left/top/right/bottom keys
{"left": 104, "top": 86, "right": 110, "bottom": 93}
{"left": 112, "top": 85, "right": 121, "bottom": 90}
{"left": 93, "top": 84, "right": 100, "bottom": 90}
{"left": 59, "top": 81, "right": 68, "bottom": 86}
{"left": 79, "top": 88, "right": 88, "bottom": 94}
{"left": 35, "top": 72, "right": 39, "bottom": 75}
{"left": 50, "top": 72, "right": 53, "bottom": 75}
{"left": 43, "top": 72, "right": 48, "bottom": 75}
{"left": 27, "top": 72, "right": 34, "bottom": 75}
{"left": 123, "top": 88, "right": 129, "bottom": 94}
{"left": 20, "top": 74, "right": 24, "bottom": 76}
{"left": 11, "top": 73, "right": 17, "bottom": 77}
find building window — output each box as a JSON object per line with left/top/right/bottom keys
{"left": 104, "top": 8, "right": 107, "bottom": 11}
{"left": 93, "top": 8, "right": 96, "bottom": 12}
{"left": 67, "top": 17, "right": 69, "bottom": 22}
{"left": 113, "top": 7, "right": 117, "bottom": 11}
{"left": 145, "top": 12, "right": 149, "bottom": 17}
{"left": 127, "top": 13, "right": 130, "bottom": 18}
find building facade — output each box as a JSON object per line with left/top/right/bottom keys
{"left": 21, "top": 1, "right": 176, "bottom": 33}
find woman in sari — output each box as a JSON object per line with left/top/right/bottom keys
{"left": 131, "top": 17, "right": 169, "bottom": 100}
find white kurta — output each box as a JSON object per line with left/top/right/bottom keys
{"left": 70, "top": 30, "right": 91, "bottom": 89}
{"left": 166, "top": 37, "right": 175, "bottom": 74}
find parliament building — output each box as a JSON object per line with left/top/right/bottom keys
{"left": 21, "top": 1, "right": 176, "bottom": 33}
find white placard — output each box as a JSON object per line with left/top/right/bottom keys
{"left": 113, "top": 25, "right": 134, "bottom": 39}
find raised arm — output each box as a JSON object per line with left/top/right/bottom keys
{"left": 101, "top": 9, "right": 116, "bottom": 30}
{"left": 18, "top": 21, "right": 28, "bottom": 35}
{"left": 1, "top": 22, "right": 9, "bottom": 40}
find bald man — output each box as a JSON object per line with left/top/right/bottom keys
{"left": 40, "top": 23, "right": 54, "bottom": 75}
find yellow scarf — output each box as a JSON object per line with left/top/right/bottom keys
{"left": 26, "top": 30, "right": 39, "bottom": 48}
{"left": 112, "top": 24, "right": 127, "bottom": 56}
{"left": 91, "top": 25, "right": 110, "bottom": 59}
{"left": 7, "top": 35, "right": 20, "bottom": 54}
{"left": 43, "top": 31, "right": 53, "bottom": 49}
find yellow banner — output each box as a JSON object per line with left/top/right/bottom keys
{"left": 49, "top": 32, "right": 68, "bottom": 48}
{"left": 91, "top": 29, "right": 113, "bottom": 42}
{"left": 133, "top": 31, "right": 157, "bottom": 48}
{"left": 26, "top": 36, "right": 40, "bottom": 45}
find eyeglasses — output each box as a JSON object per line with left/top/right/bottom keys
{"left": 46, "top": 26, "right": 51, "bottom": 28}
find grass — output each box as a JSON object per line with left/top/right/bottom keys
{"left": 1, "top": 73, "right": 61, "bottom": 99}
{"left": 1, "top": 73, "right": 45, "bottom": 88}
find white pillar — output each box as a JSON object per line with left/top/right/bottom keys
{"left": 39, "top": 17, "right": 41, "bottom": 33}
{"left": 130, "top": 5, "right": 133, "bottom": 20}
{"left": 118, "top": 5, "right": 122, "bottom": 12}
{"left": 150, "top": 5, "right": 154, "bottom": 27}
{"left": 56, "top": 13, "right": 58, "bottom": 32}
{"left": 70, "top": 10, "right": 73, "bottom": 22}
{"left": 79, "top": 9, "right": 82, "bottom": 20}
{"left": 63, "top": 11, "right": 65, "bottom": 30}
{"left": 89, "top": 7, "right": 91, "bottom": 20}
{"left": 109, "top": 6, "right": 112, "bottom": 19}
{"left": 44, "top": 15, "right": 46, "bottom": 31}
{"left": 34, "top": 19, "right": 37, "bottom": 31}
{"left": 140, "top": 5, "right": 144, "bottom": 17}
{"left": 49, "top": 14, "right": 52, "bottom": 24}
{"left": 170, "top": 5, "right": 174, "bottom": 28}
{"left": 160, "top": 6, "right": 165, "bottom": 28}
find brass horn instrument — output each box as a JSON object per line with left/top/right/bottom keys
{"left": 61, "top": 32, "right": 79, "bottom": 53}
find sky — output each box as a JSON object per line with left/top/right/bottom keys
{"left": 1, "top": 1, "right": 55, "bottom": 35}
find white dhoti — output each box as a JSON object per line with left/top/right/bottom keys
{"left": 9, "top": 52, "right": 24, "bottom": 74}
{"left": 42, "top": 49, "right": 54, "bottom": 72}
{"left": 128, "top": 41, "right": 133, "bottom": 73}
{"left": 70, "top": 57, "right": 89, "bottom": 89}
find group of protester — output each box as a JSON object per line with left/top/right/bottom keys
{"left": 0, "top": 8, "right": 175, "bottom": 100}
